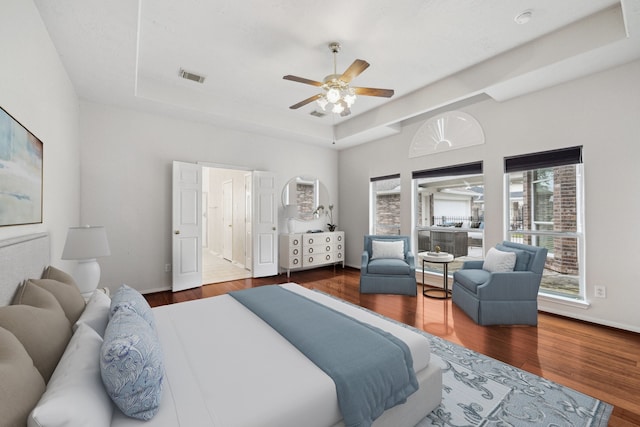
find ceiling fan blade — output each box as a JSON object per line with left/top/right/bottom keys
{"left": 352, "top": 87, "right": 395, "bottom": 98}
{"left": 289, "top": 94, "right": 322, "bottom": 109}
{"left": 339, "top": 59, "right": 369, "bottom": 83}
{"left": 283, "top": 75, "right": 323, "bottom": 87}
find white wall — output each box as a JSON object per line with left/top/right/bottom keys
{"left": 339, "top": 60, "right": 640, "bottom": 332}
{"left": 79, "top": 102, "right": 338, "bottom": 293}
{"left": 0, "top": 0, "right": 80, "bottom": 268}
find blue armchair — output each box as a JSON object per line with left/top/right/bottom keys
{"left": 360, "top": 235, "right": 417, "bottom": 296}
{"left": 452, "top": 241, "right": 548, "bottom": 325}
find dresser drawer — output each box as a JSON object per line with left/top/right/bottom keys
{"left": 287, "top": 246, "right": 302, "bottom": 257}
{"left": 287, "top": 256, "right": 302, "bottom": 268}
{"left": 303, "top": 235, "right": 330, "bottom": 246}
{"left": 283, "top": 234, "right": 302, "bottom": 247}
{"left": 304, "top": 252, "right": 335, "bottom": 266}
{"left": 303, "top": 243, "right": 332, "bottom": 255}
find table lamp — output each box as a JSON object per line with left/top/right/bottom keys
{"left": 61, "top": 225, "right": 111, "bottom": 298}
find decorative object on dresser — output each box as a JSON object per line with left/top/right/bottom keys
{"left": 326, "top": 204, "right": 336, "bottom": 231}
{"left": 279, "top": 231, "right": 344, "bottom": 277}
{"left": 283, "top": 204, "right": 298, "bottom": 233}
{"left": 61, "top": 225, "right": 111, "bottom": 298}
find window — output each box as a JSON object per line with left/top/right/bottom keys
{"left": 412, "top": 162, "right": 484, "bottom": 275}
{"left": 370, "top": 174, "right": 401, "bottom": 235}
{"left": 505, "top": 146, "right": 584, "bottom": 300}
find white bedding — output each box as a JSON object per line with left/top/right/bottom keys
{"left": 111, "top": 283, "right": 441, "bottom": 427}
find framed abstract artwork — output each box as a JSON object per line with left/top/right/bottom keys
{"left": 0, "top": 105, "right": 43, "bottom": 226}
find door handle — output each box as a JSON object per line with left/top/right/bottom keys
{"left": 174, "top": 230, "right": 180, "bottom": 235}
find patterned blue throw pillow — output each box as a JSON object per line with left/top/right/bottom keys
{"left": 109, "top": 284, "right": 155, "bottom": 329}
{"left": 100, "top": 309, "right": 163, "bottom": 420}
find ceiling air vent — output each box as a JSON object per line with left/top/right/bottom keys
{"left": 179, "top": 68, "right": 205, "bottom": 83}
{"left": 310, "top": 110, "right": 327, "bottom": 118}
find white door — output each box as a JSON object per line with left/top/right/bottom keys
{"left": 244, "top": 173, "right": 252, "bottom": 271}
{"left": 223, "top": 180, "right": 233, "bottom": 261}
{"left": 252, "top": 171, "right": 277, "bottom": 277}
{"left": 202, "top": 192, "right": 209, "bottom": 249}
{"left": 172, "top": 161, "right": 202, "bottom": 292}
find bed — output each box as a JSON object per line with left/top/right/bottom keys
{"left": 0, "top": 233, "right": 442, "bottom": 427}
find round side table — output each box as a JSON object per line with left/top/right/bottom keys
{"left": 419, "top": 252, "right": 454, "bottom": 299}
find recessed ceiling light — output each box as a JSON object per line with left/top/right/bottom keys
{"left": 514, "top": 10, "right": 533, "bottom": 25}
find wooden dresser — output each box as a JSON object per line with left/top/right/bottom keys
{"left": 279, "top": 231, "right": 345, "bottom": 277}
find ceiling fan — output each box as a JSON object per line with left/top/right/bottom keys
{"left": 283, "top": 42, "right": 394, "bottom": 117}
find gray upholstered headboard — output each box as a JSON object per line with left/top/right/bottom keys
{"left": 0, "top": 232, "right": 50, "bottom": 306}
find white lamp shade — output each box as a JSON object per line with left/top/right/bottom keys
{"left": 62, "top": 226, "right": 111, "bottom": 260}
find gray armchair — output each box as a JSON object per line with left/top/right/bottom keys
{"left": 452, "top": 241, "right": 548, "bottom": 325}
{"left": 360, "top": 235, "right": 417, "bottom": 296}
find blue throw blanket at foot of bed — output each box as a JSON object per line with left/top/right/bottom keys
{"left": 229, "top": 285, "right": 418, "bottom": 427}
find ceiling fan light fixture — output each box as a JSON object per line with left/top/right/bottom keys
{"left": 343, "top": 89, "right": 356, "bottom": 107}
{"left": 316, "top": 96, "right": 329, "bottom": 110}
{"left": 283, "top": 41, "right": 393, "bottom": 115}
{"left": 332, "top": 102, "right": 345, "bottom": 114}
{"left": 326, "top": 87, "right": 341, "bottom": 104}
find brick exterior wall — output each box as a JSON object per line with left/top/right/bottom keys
{"left": 522, "top": 165, "right": 578, "bottom": 274}
{"left": 296, "top": 182, "right": 315, "bottom": 220}
{"left": 375, "top": 193, "right": 401, "bottom": 235}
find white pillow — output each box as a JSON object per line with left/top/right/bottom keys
{"left": 74, "top": 289, "right": 111, "bottom": 337}
{"left": 483, "top": 247, "right": 517, "bottom": 273}
{"left": 28, "top": 323, "right": 113, "bottom": 427}
{"left": 371, "top": 240, "right": 405, "bottom": 260}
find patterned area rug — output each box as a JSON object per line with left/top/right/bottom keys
{"left": 416, "top": 334, "right": 612, "bottom": 426}
{"left": 313, "top": 288, "right": 612, "bottom": 427}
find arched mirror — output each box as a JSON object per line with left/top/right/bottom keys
{"left": 282, "top": 176, "right": 330, "bottom": 221}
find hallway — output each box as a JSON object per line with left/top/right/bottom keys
{"left": 202, "top": 250, "right": 251, "bottom": 284}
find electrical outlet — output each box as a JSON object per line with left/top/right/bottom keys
{"left": 165, "top": 263, "right": 172, "bottom": 273}
{"left": 594, "top": 285, "right": 606, "bottom": 298}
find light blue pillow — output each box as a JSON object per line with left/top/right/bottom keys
{"left": 100, "top": 310, "right": 164, "bottom": 420}
{"left": 109, "top": 285, "right": 155, "bottom": 329}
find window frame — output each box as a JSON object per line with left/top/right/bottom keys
{"left": 504, "top": 146, "right": 586, "bottom": 301}
{"left": 411, "top": 162, "right": 484, "bottom": 276}
{"left": 369, "top": 174, "right": 401, "bottom": 235}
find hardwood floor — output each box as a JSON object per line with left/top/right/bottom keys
{"left": 145, "top": 266, "right": 640, "bottom": 426}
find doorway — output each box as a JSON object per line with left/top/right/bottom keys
{"left": 202, "top": 166, "right": 252, "bottom": 284}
